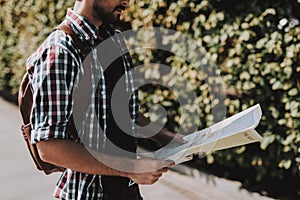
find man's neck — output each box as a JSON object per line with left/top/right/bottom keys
{"left": 74, "top": 1, "right": 102, "bottom": 27}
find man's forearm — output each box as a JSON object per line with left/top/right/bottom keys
{"left": 36, "top": 138, "right": 174, "bottom": 185}
{"left": 37, "top": 139, "right": 130, "bottom": 177}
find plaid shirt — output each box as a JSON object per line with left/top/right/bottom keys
{"left": 26, "top": 9, "right": 139, "bottom": 199}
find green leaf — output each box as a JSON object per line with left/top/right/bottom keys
{"left": 288, "top": 88, "right": 298, "bottom": 96}
{"left": 278, "top": 159, "right": 292, "bottom": 170}
{"left": 272, "top": 81, "right": 283, "bottom": 90}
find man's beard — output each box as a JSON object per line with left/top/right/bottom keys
{"left": 93, "top": 2, "right": 123, "bottom": 24}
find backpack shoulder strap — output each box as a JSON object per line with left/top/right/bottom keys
{"left": 19, "top": 74, "right": 32, "bottom": 126}
{"left": 56, "top": 23, "right": 90, "bottom": 59}
{"left": 55, "top": 23, "right": 92, "bottom": 139}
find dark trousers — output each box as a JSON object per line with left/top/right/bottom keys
{"left": 101, "top": 176, "right": 143, "bottom": 200}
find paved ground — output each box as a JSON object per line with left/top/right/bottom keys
{"left": 0, "top": 97, "right": 273, "bottom": 200}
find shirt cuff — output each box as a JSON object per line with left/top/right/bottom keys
{"left": 31, "top": 124, "right": 71, "bottom": 144}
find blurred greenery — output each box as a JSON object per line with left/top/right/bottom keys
{"left": 0, "top": 0, "right": 74, "bottom": 102}
{"left": 1, "top": 0, "right": 299, "bottom": 198}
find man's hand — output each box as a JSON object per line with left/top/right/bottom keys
{"left": 153, "top": 129, "right": 187, "bottom": 147}
{"left": 126, "top": 158, "right": 174, "bottom": 185}
{"left": 138, "top": 113, "right": 186, "bottom": 147}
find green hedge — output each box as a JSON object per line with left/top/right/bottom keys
{"left": 0, "top": 0, "right": 74, "bottom": 101}
{"left": 1, "top": 0, "right": 299, "bottom": 198}
{"left": 124, "top": 0, "right": 300, "bottom": 196}
{"left": 125, "top": 0, "right": 300, "bottom": 198}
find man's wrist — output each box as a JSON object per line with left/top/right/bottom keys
{"left": 118, "top": 159, "right": 135, "bottom": 178}
{"left": 119, "top": 170, "right": 129, "bottom": 177}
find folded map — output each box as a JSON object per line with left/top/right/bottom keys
{"left": 153, "top": 104, "right": 263, "bottom": 164}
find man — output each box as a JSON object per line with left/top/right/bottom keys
{"left": 26, "top": 0, "right": 183, "bottom": 199}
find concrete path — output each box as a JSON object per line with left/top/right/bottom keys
{"left": 0, "top": 97, "right": 272, "bottom": 200}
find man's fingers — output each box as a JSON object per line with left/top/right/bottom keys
{"left": 175, "top": 134, "right": 188, "bottom": 144}
{"left": 135, "top": 158, "right": 174, "bottom": 173}
{"left": 153, "top": 167, "right": 169, "bottom": 175}
{"left": 152, "top": 172, "right": 163, "bottom": 178}
{"left": 154, "top": 160, "right": 174, "bottom": 171}
{"left": 165, "top": 160, "right": 175, "bottom": 167}
{"left": 161, "top": 167, "right": 169, "bottom": 173}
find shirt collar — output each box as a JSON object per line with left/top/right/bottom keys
{"left": 66, "top": 8, "right": 98, "bottom": 44}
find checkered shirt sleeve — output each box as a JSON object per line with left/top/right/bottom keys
{"left": 28, "top": 30, "right": 80, "bottom": 143}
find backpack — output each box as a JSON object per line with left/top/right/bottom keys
{"left": 18, "top": 23, "right": 89, "bottom": 175}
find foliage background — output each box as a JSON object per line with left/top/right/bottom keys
{"left": 1, "top": 0, "right": 299, "bottom": 199}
